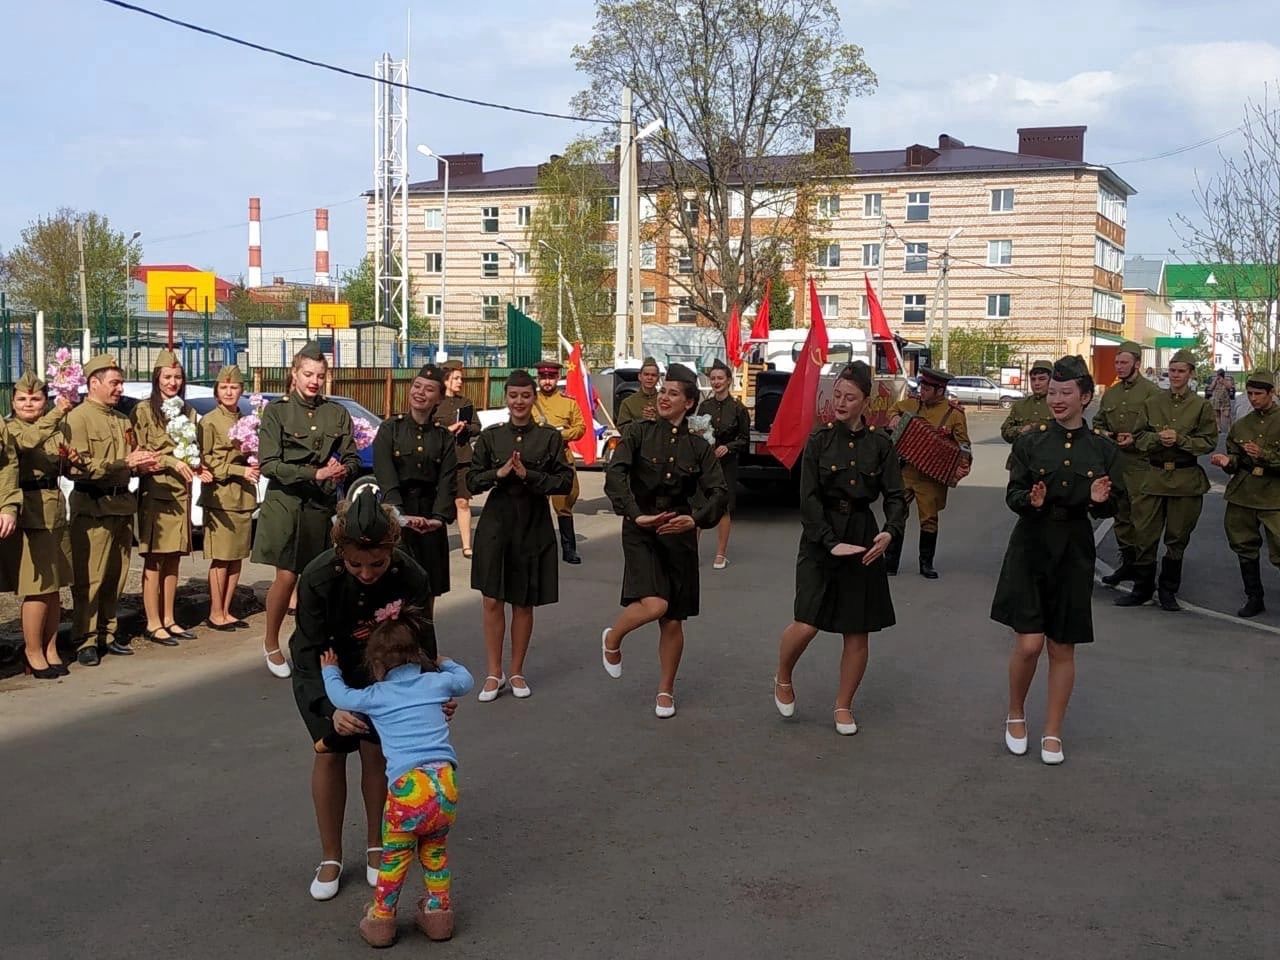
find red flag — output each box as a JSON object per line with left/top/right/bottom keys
{"left": 864, "top": 274, "right": 899, "bottom": 374}
{"left": 765, "top": 279, "right": 829, "bottom": 469}
{"left": 564, "top": 341, "right": 597, "bottom": 466}
{"left": 750, "top": 279, "right": 771, "bottom": 341}
{"left": 724, "top": 303, "right": 743, "bottom": 366}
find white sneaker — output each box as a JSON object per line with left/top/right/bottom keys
{"left": 510, "top": 675, "right": 532, "bottom": 699}
{"left": 310, "top": 860, "right": 342, "bottom": 901}
{"left": 601, "top": 628, "right": 622, "bottom": 679}
{"left": 834, "top": 707, "right": 858, "bottom": 736}
{"left": 1040, "top": 735, "right": 1065, "bottom": 765}
{"left": 1005, "top": 716, "right": 1028, "bottom": 756}
{"left": 654, "top": 692, "right": 676, "bottom": 719}
{"left": 264, "top": 647, "right": 292, "bottom": 679}
{"left": 773, "top": 677, "right": 795, "bottom": 718}
{"left": 477, "top": 674, "right": 507, "bottom": 703}
{"left": 366, "top": 847, "right": 382, "bottom": 887}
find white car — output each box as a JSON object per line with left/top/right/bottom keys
{"left": 945, "top": 376, "right": 1024, "bottom": 409}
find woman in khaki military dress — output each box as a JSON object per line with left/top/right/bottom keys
{"left": 3, "top": 372, "right": 74, "bottom": 677}
{"left": 132, "top": 351, "right": 212, "bottom": 646}
{"left": 437, "top": 362, "right": 481, "bottom": 557}
{"left": 199, "top": 365, "right": 260, "bottom": 631}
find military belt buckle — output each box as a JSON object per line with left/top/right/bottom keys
{"left": 1253, "top": 466, "right": 1265, "bottom": 477}
{"left": 1163, "top": 462, "right": 1175, "bottom": 472}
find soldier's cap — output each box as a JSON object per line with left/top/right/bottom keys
{"left": 295, "top": 341, "right": 326, "bottom": 363}
{"left": 215, "top": 364, "right": 244, "bottom": 385}
{"left": 153, "top": 349, "right": 181, "bottom": 371}
{"left": 1245, "top": 369, "right": 1276, "bottom": 390}
{"left": 1118, "top": 341, "right": 1144, "bottom": 359}
{"left": 13, "top": 370, "right": 45, "bottom": 394}
{"left": 535, "top": 360, "right": 563, "bottom": 375}
{"left": 441, "top": 359, "right": 465, "bottom": 372}
{"left": 707, "top": 358, "right": 732, "bottom": 375}
{"left": 1030, "top": 359, "right": 1054, "bottom": 375}
{"left": 415, "top": 364, "right": 445, "bottom": 385}
{"left": 837, "top": 360, "right": 873, "bottom": 397}
{"left": 1052, "top": 355, "right": 1090, "bottom": 382}
{"left": 664, "top": 363, "right": 697, "bottom": 386}
{"left": 1170, "top": 349, "right": 1196, "bottom": 367}
{"left": 505, "top": 369, "right": 536, "bottom": 390}
{"left": 344, "top": 480, "right": 393, "bottom": 546}
{"left": 640, "top": 356, "right": 660, "bottom": 372}
{"left": 917, "top": 367, "right": 953, "bottom": 387}
{"left": 83, "top": 353, "right": 121, "bottom": 379}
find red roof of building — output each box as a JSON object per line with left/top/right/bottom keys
{"left": 132, "top": 264, "right": 237, "bottom": 299}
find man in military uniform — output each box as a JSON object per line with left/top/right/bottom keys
{"left": 1092, "top": 341, "right": 1160, "bottom": 586}
{"left": 885, "top": 368, "right": 972, "bottom": 578}
{"left": 533, "top": 359, "right": 587, "bottom": 564}
{"left": 67, "top": 354, "right": 161, "bottom": 665}
{"left": 1116, "top": 349, "right": 1218, "bottom": 611}
{"left": 615, "top": 357, "right": 661, "bottom": 427}
{"left": 1000, "top": 358, "right": 1053, "bottom": 468}
{"left": 1210, "top": 369, "right": 1280, "bottom": 617}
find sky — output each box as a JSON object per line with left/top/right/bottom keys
{"left": 2, "top": 0, "right": 1278, "bottom": 286}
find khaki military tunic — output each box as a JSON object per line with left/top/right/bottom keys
{"left": 434, "top": 394, "right": 482, "bottom": 499}
{"left": 615, "top": 387, "right": 659, "bottom": 428}
{"left": 372, "top": 411, "right": 457, "bottom": 595}
{"left": 132, "top": 398, "right": 195, "bottom": 556}
{"left": 0, "top": 408, "right": 71, "bottom": 596}
{"left": 534, "top": 390, "right": 586, "bottom": 517}
{"left": 199, "top": 405, "right": 257, "bottom": 562}
{"left": 604, "top": 417, "right": 727, "bottom": 620}
{"left": 0, "top": 421, "right": 24, "bottom": 592}
{"left": 1000, "top": 393, "right": 1051, "bottom": 469}
{"left": 1092, "top": 373, "right": 1161, "bottom": 553}
{"left": 793, "top": 419, "right": 904, "bottom": 634}
{"left": 1219, "top": 403, "right": 1280, "bottom": 563}
{"left": 697, "top": 394, "right": 750, "bottom": 512}
{"left": 1130, "top": 388, "right": 1218, "bottom": 564}
{"left": 891, "top": 397, "right": 971, "bottom": 533}
{"left": 251, "top": 392, "right": 360, "bottom": 573}
{"left": 66, "top": 397, "right": 138, "bottom": 646}
{"left": 469, "top": 421, "right": 574, "bottom": 606}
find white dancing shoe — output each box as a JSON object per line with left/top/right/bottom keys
{"left": 366, "top": 847, "right": 382, "bottom": 886}
{"left": 310, "top": 860, "right": 342, "bottom": 901}
{"left": 264, "top": 646, "right": 292, "bottom": 679}
{"left": 773, "top": 678, "right": 795, "bottom": 718}
{"left": 510, "top": 675, "right": 532, "bottom": 699}
{"left": 1040, "top": 735, "right": 1065, "bottom": 765}
{"left": 601, "top": 628, "right": 622, "bottom": 679}
{"left": 1004, "top": 716, "right": 1029, "bottom": 756}
{"left": 477, "top": 674, "right": 507, "bottom": 702}
{"left": 654, "top": 692, "right": 676, "bottom": 719}
{"left": 833, "top": 707, "right": 858, "bottom": 736}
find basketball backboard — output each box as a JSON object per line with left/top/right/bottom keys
{"left": 308, "top": 302, "right": 351, "bottom": 329}
{"left": 146, "top": 270, "right": 217, "bottom": 313}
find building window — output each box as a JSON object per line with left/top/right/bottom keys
{"left": 677, "top": 250, "right": 693, "bottom": 274}
{"left": 863, "top": 193, "right": 882, "bottom": 218}
{"left": 903, "top": 294, "right": 926, "bottom": 324}
{"left": 642, "top": 288, "right": 656, "bottom": 315}
{"left": 986, "top": 293, "right": 1011, "bottom": 319}
{"left": 905, "top": 242, "right": 929, "bottom": 273}
{"left": 1094, "top": 238, "right": 1123, "bottom": 274}
{"left": 861, "top": 243, "right": 881, "bottom": 268}
{"left": 482, "top": 295, "right": 500, "bottom": 322}
{"left": 514, "top": 251, "right": 529, "bottom": 275}
{"left": 640, "top": 194, "right": 658, "bottom": 221}
{"left": 906, "top": 191, "right": 930, "bottom": 222}
{"left": 817, "top": 194, "right": 840, "bottom": 218}
{"left": 990, "top": 188, "right": 1015, "bottom": 213}
{"left": 859, "top": 294, "right": 870, "bottom": 319}
{"left": 1233, "top": 353, "right": 1241, "bottom": 365}
{"left": 598, "top": 196, "right": 619, "bottom": 223}
{"left": 815, "top": 243, "right": 841, "bottom": 268}
{"left": 593, "top": 242, "right": 618, "bottom": 269}
{"left": 517, "top": 294, "right": 533, "bottom": 314}
{"left": 481, "top": 252, "right": 499, "bottom": 278}
{"left": 424, "top": 208, "right": 442, "bottom": 230}
{"left": 482, "top": 207, "right": 499, "bottom": 233}
{"left": 1092, "top": 291, "right": 1124, "bottom": 324}
{"left": 816, "top": 294, "right": 839, "bottom": 320}
{"left": 640, "top": 241, "right": 657, "bottom": 269}
{"left": 1097, "top": 186, "right": 1127, "bottom": 226}
{"left": 987, "top": 240, "right": 1013, "bottom": 266}
{"left": 517, "top": 205, "right": 532, "bottom": 227}
{"left": 425, "top": 252, "right": 442, "bottom": 274}
{"left": 677, "top": 296, "right": 697, "bottom": 323}
{"left": 681, "top": 197, "right": 699, "bottom": 228}
{"left": 424, "top": 295, "right": 441, "bottom": 317}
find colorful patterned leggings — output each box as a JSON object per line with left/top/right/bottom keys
{"left": 371, "top": 763, "right": 458, "bottom": 919}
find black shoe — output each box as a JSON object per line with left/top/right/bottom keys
{"left": 165, "top": 622, "right": 197, "bottom": 640}
{"left": 557, "top": 516, "right": 582, "bottom": 565}
{"left": 1114, "top": 565, "right": 1156, "bottom": 606}
{"left": 145, "top": 628, "right": 179, "bottom": 647}
{"left": 49, "top": 661, "right": 70, "bottom": 676}
{"left": 231, "top": 619, "right": 251, "bottom": 630}
{"left": 1237, "top": 558, "right": 1264, "bottom": 617}
{"left": 1156, "top": 557, "right": 1183, "bottom": 611}
{"left": 918, "top": 531, "right": 939, "bottom": 579}
{"left": 23, "top": 654, "right": 61, "bottom": 679}
{"left": 204, "top": 619, "right": 238, "bottom": 632}
{"left": 77, "top": 646, "right": 101, "bottom": 666}
{"left": 1157, "top": 589, "right": 1182, "bottom": 612}
{"left": 105, "top": 639, "right": 136, "bottom": 656}
{"left": 1237, "top": 596, "right": 1265, "bottom": 617}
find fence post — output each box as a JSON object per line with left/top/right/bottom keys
{"left": 482, "top": 368, "right": 491, "bottom": 409}
{"left": 253, "top": 369, "right": 262, "bottom": 394}
{"left": 0, "top": 293, "right": 9, "bottom": 383}
{"left": 384, "top": 369, "right": 393, "bottom": 418}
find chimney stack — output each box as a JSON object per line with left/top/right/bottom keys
{"left": 248, "top": 197, "right": 262, "bottom": 289}
{"left": 314, "top": 208, "right": 330, "bottom": 287}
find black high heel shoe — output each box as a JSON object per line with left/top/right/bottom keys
{"left": 23, "top": 653, "right": 61, "bottom": 680}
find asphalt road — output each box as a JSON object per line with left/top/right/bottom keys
{"left": 1, "top": 412, "right": 1274, "bottom": 959}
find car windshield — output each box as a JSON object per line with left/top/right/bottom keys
{"left": 187, "top": 396, "right": 254, "bottom": 417}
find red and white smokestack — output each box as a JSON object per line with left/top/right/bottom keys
{"left": 314, "top": 208, "right": 330, "bottom": 287}
{"left": 248, "top": 197, "right": 262, "bottom": 289}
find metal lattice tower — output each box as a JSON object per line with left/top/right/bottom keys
{"left": 373, "top": 53, "right": 410, "bottom": 355}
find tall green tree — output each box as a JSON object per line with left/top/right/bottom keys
{"left": 5, "top": 208, "right": 136, "bottom": 317}
{"left": 571, "top": 0, "right": 876, "bottom": 331}
{"left": 340, "top": 255, "right": 427, "bottom": 340}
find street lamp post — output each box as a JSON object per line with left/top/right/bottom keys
{"left": 539, "top": 239, "right": 565, "bottom": 362}
{"left": 613, "top": 87, "right": 664, "bottom": 364}
{"left": 496, "top": 238, "right": 519, "bottom": 310}
{"left": 416, "top": 145, "right": 449, "bottom": 362}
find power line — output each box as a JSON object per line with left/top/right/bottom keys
{"left": 145, "top": 195, "right": 365, "bottom": 246}
{"left": 1106, "top": 107, "right": 1280, "bottom": 166}
{"left": 97, "top": 0, "right": 610, "bottom": 125}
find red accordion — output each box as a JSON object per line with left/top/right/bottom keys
{"left": 891, "top": 412, "right": 968, "bottom": 487}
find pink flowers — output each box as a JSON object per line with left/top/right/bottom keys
{"left": 373, "top": 599, "right": 403, "bottom": 623}
{"left": 352, "top": 416, "right": 376, "bottom": 451}
{"left": 45, "top": 347, "right": 85, "bottom": 402}
{"left": 227, "top": 394, "right": 269, "bottom": 466}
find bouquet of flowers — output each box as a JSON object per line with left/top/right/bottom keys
{"left": 351, "top": 416, "right": 377, "bottom": 451}
{"left": 227, "top": 393, "right": 268, "bottom": 465}
{"left": 687, "top": 414, "right": 716, "bottom": 446}
{"left": 45, "top": 347, "right": 85, "bottom": 402}
{"left": 162, "top": 396, "right": 202, "bottom": 468}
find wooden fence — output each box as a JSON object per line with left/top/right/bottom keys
{"left": 248, "top": 367, "right": 517, "bottom": 418}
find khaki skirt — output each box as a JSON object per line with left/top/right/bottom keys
{"left": 137, "top": 494, "right": 192, "bottom": 555}
{"left": 0, "top": 525, "right": 73, "bottom": 596}
{"left": 203, "top": 508, "right": 254, "bottom": 562}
